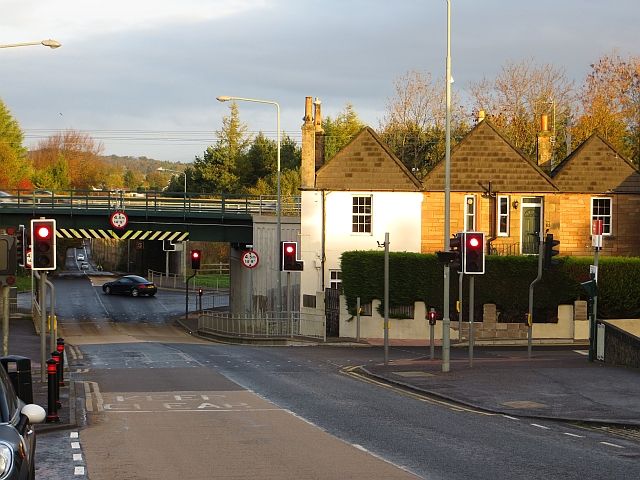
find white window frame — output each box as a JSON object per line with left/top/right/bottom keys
{"left": 464, "top": 195, "right": 476, "bottom": 232}
{"left": 497, "top": 195, "right": 510, "bottom": 236}
{"left": 591, "top": 197, "right": 612, "bottom": 235}
{"left": 352, "top": 195, "right": 372, "bottom": 234}
{"left": 329, "top": 270, "right": 342, "bottom": 291}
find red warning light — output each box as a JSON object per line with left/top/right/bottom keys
{"left": 468, "top": 236, "right": 480, "bottom": 248}
{"left": 36, "top": 226, "right": 51, "bottom": 239}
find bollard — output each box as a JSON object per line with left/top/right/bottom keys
{"left": 56, "top": 338, "right": 65, "bottom": 386}
{"left": 45, "top": 359, "right": 60, "bottom": 423}
{"left": 51, "top": 352, "right": 62, "bottom": 408}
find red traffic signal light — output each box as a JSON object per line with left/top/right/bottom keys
{"left": 30, "top": 219, "right": 57, "bottom": 271}
{"left": 281, "top": 241, "right": 303, "bottom": 271}
{"left": 190, "top": 249, "right": 201, "bottom": 270}
{"left": 463, "top": 232, "right": 485, "bottom": 274}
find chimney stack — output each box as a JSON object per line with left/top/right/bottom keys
{"left": 313, "top": 98, "right": 325, "bottom": 172}
{"left": 537, "top": 114, "right": 552, "bottom": 172}
{"left": 301, "top": 97, "right": 316, "bottom": 189}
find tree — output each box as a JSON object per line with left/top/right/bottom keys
{"left": 30, "top": 130, "right": 110, "bottom": 190}
{"left": 0, "top": 99, "right": 31, "bottom": 189}
{"left": 469, "top": 58, "right": 575, "bottom": 163}
{"left": 572, "top": 52, "right": 640, "bottom": 165}
{"left": 379, "top": 70, "right": 470, "bottom": 176}
{"left": 323, "top": 103, "right": 365, "bottom": 161}
{"left": 193, "top": 102, "right": 250, "bottom": 193}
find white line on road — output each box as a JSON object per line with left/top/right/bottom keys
{"left": 73, "top": 453, "right": 83, "bottom": 461}
{"left": 531, "top": 423, "right": 551, "bottom": 430}
{"left": 71, "top": 442, "right": 81, "bottom": 449}
{"left": 563, "top": 432, "right": 584, "bottom": 438}
{"left": 502, "top": 415, "right": 519, "bottom": 420}
{"left": 600, "top": 441, "right": 624, "bottom": 449}
{"left": 70, "top": 431, "right": 79, "bottom": 438}
{"left": 74, "top": 466, "right": 85, "bottom": 475}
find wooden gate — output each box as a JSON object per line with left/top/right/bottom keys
{"left": 325, "top": 287, "right": 340, "bottom": 337}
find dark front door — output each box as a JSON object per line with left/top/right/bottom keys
{"left": 325, "top": 288, "right": 340, "bottom": 337}
{"left": 521, "top": 197, "right": 542, "bottom": 254}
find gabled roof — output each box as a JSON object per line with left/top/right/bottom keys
{"left": 422, "top": 120, "right": 558, "bottom": 192}
{"left": 551, "top": 134, "right": 640, "bottom": 193}
{"left": 315, "top": 127, "right": 422, "bottom": 191}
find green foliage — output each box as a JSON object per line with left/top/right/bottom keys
{"left": 0, "top": 99, "right": 27, "bottom": 159}
{"left": 341, "top": 251, "right": 640, "bottom": 322}
{"left": 323, "top": 104, "right": 365, "bottom": 160}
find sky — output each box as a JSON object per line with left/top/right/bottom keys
{"left": 1, "top": 0, "right": 638, "bottom": 163}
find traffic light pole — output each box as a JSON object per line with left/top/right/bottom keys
{"left": 527, "top": 236, "right": 545, "bottom": 358}
{"left": 589, "top": 247, "right": 600, "bottom": 362}
{"left": 185, "top": 272, "right": 196, "bottom": 325}
{"left": 468, "top": 276, "right": 474, "bottom": 366}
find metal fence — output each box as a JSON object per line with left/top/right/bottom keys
{"left": 198, "top": 311, "right": 326, "bottom": 341}
{"left": 147, "top": 270, "right": 229, "bottom": 292}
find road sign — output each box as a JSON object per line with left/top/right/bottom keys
{"left": 109, "top": 211, "right": 129, "bottom": 229}
{"left": 241, "top": 250, "right": 259, "bottom": 269}
{"left": 592, "top": 219, "right": 603, "bottom": 235}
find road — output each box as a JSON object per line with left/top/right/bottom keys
{"left": 34, "top": 266, "right": 640, "bottom": 479}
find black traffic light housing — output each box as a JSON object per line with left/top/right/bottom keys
{"left": 190, "top": 249, "right": 202, "bottom": 270}
{"left": 15, "top": 225, "right": 26, "bottom": 267}
{"left": 30, "top": 219, "right": 56, "bottom": 271}
{"left": 463, "top": 232, "right": 485, "bottom": 274}
{"left": 543, "top": 233, "right": 560, "bottom": 269}
{"left": 281, "top": 241, "right": 303, "bottom": 271}
{"left": 0, "top": 234, "right": 17, "bottom": 276}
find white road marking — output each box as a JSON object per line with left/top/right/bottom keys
{"left": 73, "top": 453, "right": 83, "bottom": 461}
{"left": 74, "top": 466, "right": 85, "bottom": 475}
{"left": 573, "top": 350, "right": 589, "bottom": 356}
{"left": 563, "top": 432, "right": 584, "bottom": 438}
{"left": 531, "top": 423, "right": 550, "bottom": 430}
{"left": 71, "top": 442, "right": 81, "bottom": 449}
{"left": 70, "top": 431, "right": 79, "bottom": 438}
{"left": 600, "top": 441, "right": 624, "bottom": 449}
{"left": 502, "top": 415, "right": 519, "bottom": 420}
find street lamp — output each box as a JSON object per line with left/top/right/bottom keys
{"left": 0, "top": 39, "right": 61, "bottom": 49}
{"left": 216, "top": 95, "right": 282, "bottom": 314}
{"left": 157, "top": 167, "right": 187, "bottom": 199}
{"left": 442, "top": 0, "right": 452, "bottom": 372}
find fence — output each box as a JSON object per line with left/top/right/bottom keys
{"left": 198, "top": 311, "right": 326, "bottom": 341}
{"left": 147, "top": 269, "right": 229, "bottom": 292}
{"left": 0, "top": 288, "right": 18, "bottom": 315}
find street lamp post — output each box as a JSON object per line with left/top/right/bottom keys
{"left": 0, "top": 39, "right": 61, "bottom": 49}
{"left": 442, "top": 0, "right": 452, "bottom": 373}
{"left": 216, "top": 95, "right": 282, "bottom": 314}
{"left": 157, "top": 167, "right": 187, "bottom": 200}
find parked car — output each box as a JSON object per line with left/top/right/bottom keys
{"left": 0, "top": 361, "right": 46, "bottom": 479}
{"left": 102, "top": 275, "right": 157, "bottom": 297}
{"left": 77, "top": 254, "right": 85, "bottom": 261}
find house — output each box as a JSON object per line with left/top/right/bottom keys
{"left": 298, "top": 97, "right": 640, "bottom": 341}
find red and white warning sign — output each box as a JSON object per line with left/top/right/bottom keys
{"left": 241, "top": 250, "right": 259, "bottom": 269}
{"left": 592, "top": 219, "right": 604, "bottom": 248}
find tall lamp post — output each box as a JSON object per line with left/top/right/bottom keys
{"left": 0, "top": 39, "right": 61, "bottom": 49}
{"left": 216, "top": 95, "right": 282, "bottom": 313}
{"left": 442, "top": 0, "right": 453, "bottom": 372}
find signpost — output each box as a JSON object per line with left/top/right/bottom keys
{"left": 241, "top": 250, "right": 259, "bottom": 269}
{"left": 109, "top": 211, "right": 128, "bottom": 230}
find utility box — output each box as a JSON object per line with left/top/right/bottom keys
{"left": 0, "top": 356, "right": 33, "bottom": 404}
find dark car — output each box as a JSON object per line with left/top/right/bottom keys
{"left": 0, "top": 362, "right": 46, "bottom": 480}
{"left": 102, "top": 275, "right": 157, "bottom": 297}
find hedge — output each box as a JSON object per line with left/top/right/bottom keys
{"left": 340, "top": 251, "right": 640, "bottom": 322}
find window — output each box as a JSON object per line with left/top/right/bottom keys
{"left": 352, "top": 196, "right": 372, "bottom": 233}
{"left": 303, "top": 294, "right": 316, "bottom": 308}
{"left": 591, "top": 197, "right": 612, "bottom": 235}
{"left": 497, "top": 195, "right": 510, "bottom": 236}
{"left": 464, "top": 195, "right": 476, "bottom": 231}
{"left": 329, "top": 270, "right": 342, "bottom": 291}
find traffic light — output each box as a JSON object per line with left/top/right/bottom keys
{"left": 463, "top": 232, "right": 485, "bottom": 274}
{"left": 30, "top": 219, "right": 56, "bottom": 271}
{"left": 281, "top": 241, "right": 303, "bottom": 271}
{"left": 190, "top": 249, "right": 201, "bottom": 270}
{"left": 449, "top": 234, "right": 463, "bottom": 272}
{"left": 0, "top": 235, "right": 17, "bottom": 276}
{"left": 543, "top": 233, "right": 560, "bottom": 269}
{"left": 15, "top": 225, "right": 26, "bottom": 267}
{"left": 427, "top": 308, "right": 437, "bottom": 326}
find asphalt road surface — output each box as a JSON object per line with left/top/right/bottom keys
{"left": 34, "top": 274, "right": 640, "bottom": 479}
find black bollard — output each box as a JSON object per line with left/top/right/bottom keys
{"left": 56, "top": 338, "right": 65, "bottom": 386}
{"left": 51, "top": 352, "right": 62, "bottom": 408}
{"left": 45, "top": 359, "right": 60, "bottom": 423}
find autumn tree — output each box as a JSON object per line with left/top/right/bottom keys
{"left": 572, "top": 52, "right": 640, "bottom": 165}
{"left": 469, "top": 58, "right": 575, "bottom": 163}
{"left": 0, "top": 99, "right": 31, "bottom": 189}
{"left": 30, "top": 130, "right": 110, "bottom": 190}
{"left": 322, "top": 103, "right": 366, "bottom": 161}
{"left": 379, "top": 70, "right": 470, "bottom": 176}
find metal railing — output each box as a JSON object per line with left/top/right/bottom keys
{"left": 147, "top": 270, "right": 229, "bottom": 293}
{"left": 198, "top": 311, "right": 326, "bottom": 340}
{"left": 0, "top": 189, "right": 301, "bottom": 217}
